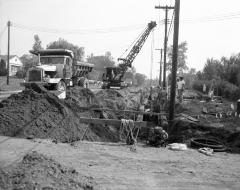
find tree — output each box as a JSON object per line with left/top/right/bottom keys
{"left": 32, "top": 34, "right": 43, "bottom": 51}
{"left": 167, "top": 41, "right": 188, "bottom": 72}
{"left": 0, "top": 59, "right": 7, "bottom": 76}
{"left": 183, "top": 68, "right": 197, "bottom": 89}
{"left": 196, "top": 71, "right": 204, "bottom": 80}
{"left": 203, "top": 58, "right": 223, "bottom": 80}
{"left": 135, "top": 73, "right": 146, "bottom": 86}
{"left": 20, "top": 54, "right": 37, "bottom": 77}
{"left": 87, "top": 52, "right": 115, "bottom": 80}
{"left": 47, "top": 38, "right": 84, "bottom": 61}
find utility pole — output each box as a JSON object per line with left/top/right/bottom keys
{"left": 155, "top": 48, "right": 163, "bottom": 86}
{"left": 7, "top": 21, "right": 11, "bottom": 85}
{"left": 169, "top": 0, "right": 180, "bottom": 123}
{"left": 155, "top": 5, "right": 174, "bottom": 89}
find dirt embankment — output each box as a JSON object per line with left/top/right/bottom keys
{"left": 169, "top": 99, "right": 240, "bottom": 153}
{"left": 0, "top": 85, "right": 142, "bottom": 143}
{"left": 0, "top": 151, "right": 97, "bottom": 190}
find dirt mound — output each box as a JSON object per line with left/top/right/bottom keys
{"left": 96, "top": 89, "right": 141, "bottom": 110}
{"left": 0, "top": 151, "right": 97, "bottom": 190}
{"left": 0, "top": 85, "right": 120, "bottom": 143}
{"left": 169, "top": 119, "right": 240, "bottom": 153}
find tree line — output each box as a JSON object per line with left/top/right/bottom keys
{"left": 3, "top": 34, "right": 147, "bottom": 86}
{"left": 192, "top": 55, "right": 240, "bottom": 100}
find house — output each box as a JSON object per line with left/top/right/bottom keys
{"left": 0, "top": 55, "right": 23, "bottom": 76}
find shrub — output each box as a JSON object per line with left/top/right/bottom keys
{"left": 16, "top": 70, "right": 25, "bottom": 78}
{"left": 0, "top": 68, "right": 7, "bottom": 76}
{"left": 193, "top": 79, "right": 240, "bottom": 101}
{"left": 192, "top": 80, "right": 212, "bottom": 93}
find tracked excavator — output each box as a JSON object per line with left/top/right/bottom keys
{"left": 102, "top": 21, "right": 157, "bottom": 89}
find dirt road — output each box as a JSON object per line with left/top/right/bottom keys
{"left": 0, "top": 136, "right": 239, "bottom": 190}
{"left": 0, "top": 90, "right": 22, "bottom": 102}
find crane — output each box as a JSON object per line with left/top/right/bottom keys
{"left": 102, "top": 21, "right": 157, "bottom": 89}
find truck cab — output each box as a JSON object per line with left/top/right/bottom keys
{"left": 21, "top": 49, "right": 94, "bottom": 99}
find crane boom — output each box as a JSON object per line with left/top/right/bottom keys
{"left": 102, "top": 21, "right": 157, "bottom": 89}
{"left": 118, "top": 21, "right": 157, "bottom": 69}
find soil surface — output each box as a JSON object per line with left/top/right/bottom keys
{"left": 0, "top": 151, "right": 96, "bottom": 190}
{"left": 0, "top": 86, "right": 127, "bottom": 143}
{"left": 0, "top": 136, "right": 240, "bottom": 190}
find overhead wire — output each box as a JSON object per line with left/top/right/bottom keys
{"left": 11, "top": 22, "right": 146, "bottom": 35}
{"left": 0, "top": 26, "right": 7, "bottom": 39}
{"left": 181, "top": 12, "right": 240, "bottom": 24}
{"left": 167, "top": 10, "right": 175, "bottom": 42}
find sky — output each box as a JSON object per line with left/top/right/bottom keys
{"left": 1, "top": 0, "right": 240, "bottom": 78}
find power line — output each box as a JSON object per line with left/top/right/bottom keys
{"left": 181, "top": 12, "right": 240, "bottom": 24}
{"left": 11, "top": 22, "right": 146, "bottom": 35}
{"left": 0, "top": 26, "right": 7, "bottom": 39}
{"left": 167, "top": 10, "right": 175, "bottom": 41}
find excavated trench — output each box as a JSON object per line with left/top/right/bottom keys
{"left": 0, "top": 84, "right": 239, "bottom": 152}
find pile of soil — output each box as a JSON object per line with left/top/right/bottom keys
{"left": 169, "top": 118, "right": 240, "bottom": 153}
{"left": 95, "top": 89, "right": 142, "bottom": 119}
{"left": 0, "top": 151, "right": 97, "bottom": 190}
{"left": 95, "top": 89, "right": 141, "bottom": 111}
{"left": 0, "top": 84, "right": 121, "bottom": 143}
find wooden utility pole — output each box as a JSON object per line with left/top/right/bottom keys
{"left": 155, "top": 5, "right": 174, "bottom": 89}
{"left": 169, "top": 0, "right": 180, "bottom": 122}
{"left": 7, "top": 21, "right": 11, "bottom": 85}
{"left": 155, "top": 48, "right": 163, "bottom": 86}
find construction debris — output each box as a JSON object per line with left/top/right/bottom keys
{"left": 168, "top": 143, "right": 187, "bottom": 151}
{"left": 198, "top": 147, "right": 214, "bottom": 156}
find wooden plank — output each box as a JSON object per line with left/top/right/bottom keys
{"left": 78, "top": 106, "right": 167, "bottom": 116}
{"left": 79, "top": 117, "right": 147, "bottom": 128}
{"left": 180, "top": 113, "right": 200, "bottom": 122}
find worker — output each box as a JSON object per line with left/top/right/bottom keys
{"left": 148, "top": 126, "right": 168, "bottom": 147}
{"left": 177, "top": 75, "right": 185, "bottom": 103}
{"left": 203, "top": 83, "right": 206, "bottom": 94}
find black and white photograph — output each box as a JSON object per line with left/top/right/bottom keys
{"left": 0, "top": 0, "right": 240, "bottom": 189}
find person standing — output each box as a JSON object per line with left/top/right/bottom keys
{"left": 203, "top": 83, "right": 206, "bottom": 94}
{"left": 177, "top": 76, "right": 185, "bottom": 102}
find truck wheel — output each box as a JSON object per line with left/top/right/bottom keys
{"left": 56, "top": 80, "right": 66, "bottom": 92}
{"left": 78, "top": 78, "right": 89, "bottom": 88}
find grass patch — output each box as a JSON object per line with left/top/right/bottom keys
{"left": 0, "top": 76, "right": 24, "bottom": 91}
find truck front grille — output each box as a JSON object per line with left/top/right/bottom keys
{"left": 28, "top": 70, "right": 42, "bottom": 82}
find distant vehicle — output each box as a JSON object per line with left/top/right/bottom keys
{"left": 21, "top": 49, "right": 94, "bottom": 99}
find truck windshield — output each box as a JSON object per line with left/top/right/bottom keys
{"left": 40, "top": 57, "right": 65, "bottom": 65}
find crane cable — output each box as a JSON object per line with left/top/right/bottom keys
{"left": 118, "top": 25, "right": 149, "bottom": 59}
{"left": 150, "top": 29, "right": 155, "bottom": 84}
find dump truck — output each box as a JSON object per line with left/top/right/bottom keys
{"left": 21, "top": 49, "right": 94, "bottom": 99}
